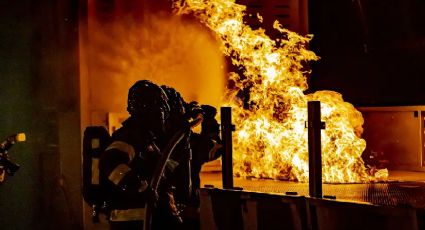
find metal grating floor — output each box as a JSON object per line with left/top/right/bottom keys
{"left": 200, "top": 171, "right": 425, "bottom": 209}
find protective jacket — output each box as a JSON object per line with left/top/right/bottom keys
{"left": 99, "top": 117, "right": 161, "bottom": 225}
{"left": 173, "top": 107, "right": 223, "bottom": 230}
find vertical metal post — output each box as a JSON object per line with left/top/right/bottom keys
{"left": 221, "top": 107, "right": 234, "bottom": 189}
{"left": 421, "top": 111, "right": 425, "bottom": 167}
{"left": 307, "top": 101, "right": 324, "bottom": 198}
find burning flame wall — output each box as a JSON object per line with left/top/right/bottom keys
{"left": 174, "top": 0, "right": 388, "bottom": 183}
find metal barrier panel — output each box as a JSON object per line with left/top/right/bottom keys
{"left": 210, "top": 189, "right": 244, "bottom": 230}
{"left": 200, "top": 188, "right": 423, "bottom": 230}
{"left": 200, "top": 188, "right": 308, "bottom": 230}
{"left": 244, "top": 192, "right": 307, "bottom": 230}
{"left": 199, "top": 188, "right": 217, "bottom": 230}
{"left": 306, "top": 197, "right": 419, "bottom": 230}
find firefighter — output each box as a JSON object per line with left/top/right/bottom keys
{"left": 99, "top": 80, "right": 183, "bottom": 230}
{"left": 160, "top": 85, "right": 223, "bottom": 230}
{"left": 183, "top": 104, "right": 223, "bottom": 230}
{"left": 160, "top": 85, "right": 193, "bottom": 209}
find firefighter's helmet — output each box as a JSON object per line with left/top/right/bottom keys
{"left": 160, "top": 85, "right": 185, "bottom": 115}
{"left": 127, "top": 80, "right": 170, "bottom": 121}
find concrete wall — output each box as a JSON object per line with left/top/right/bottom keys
{"left": 0, "top": 0, "right": 82, "bottom": 229}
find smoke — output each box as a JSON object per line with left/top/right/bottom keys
{"left": 86, "top": 12, "right": 226, "bottom": 113}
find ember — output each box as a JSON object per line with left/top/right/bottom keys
{"left": 174, "top": 0, "right": 388, "bottom": 183}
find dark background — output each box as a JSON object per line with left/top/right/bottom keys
{"left": 0, "top": 0, "right": 81, "bottom": 229}
{"left": 0, "top": 0, "right": 424, "bottom": 229}
{"left": 309, "top": 0, "right": 425, "bottom": 106}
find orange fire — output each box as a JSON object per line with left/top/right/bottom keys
{"left": 174, "top": 0, "right": 388, "bottom": 183}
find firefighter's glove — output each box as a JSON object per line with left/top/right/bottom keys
{"left": 185, "top": 101, "right": 203, "bottom": 120}
{"left": 200, "top": 105, "right": 220, "bottom": 140}
{"left": 200, "top": 104, "right": 217, "bottom": 119}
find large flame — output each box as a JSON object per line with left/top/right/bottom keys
{"left": 174, "top": 0, "right": 387, "bottom": 183}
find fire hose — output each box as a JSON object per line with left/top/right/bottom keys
{"left": 144, "top": 114, "right": 203, "bottom": 230}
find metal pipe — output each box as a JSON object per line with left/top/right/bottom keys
{"left": 221, "top": 107, "right": 234, "bottom": 189}
{"left": 307, "top": 101, "right": 324, "bottom": 198}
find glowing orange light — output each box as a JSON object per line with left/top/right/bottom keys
{"left": 174, "top": 0, "right": 388, "bottom": 183}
